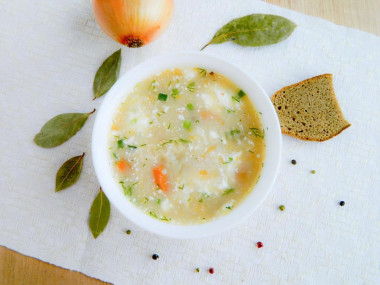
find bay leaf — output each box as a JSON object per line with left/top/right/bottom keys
{"left": 55, "top": 153, "right": 85, "bottom": 192}
{"left": 201, "top": 14, "right": 296, "bottom": 50}
{"left": 34, "top": 109, "right": 95, "bottom": 148}
{"left": 93, "top": 49, "right": 121, "bottom": 99}
{"left": 89, "top": 188, "right": 111, "bottom": 239}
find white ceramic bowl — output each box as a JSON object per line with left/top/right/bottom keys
{"left": 92, "top": 52, "right": 282, "bottom": 239}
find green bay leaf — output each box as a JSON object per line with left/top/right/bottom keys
{"left": 201, "top": 14, "right": 296, "bottom": 50}
{"left": 93, "top": 49, "right": 121, "bottom": 99}
{"left": 34, "top": 109, "right": 95, "bottom": 148}
{"left": 55, "top": 153, "right": 85, "bottom": 192}
{"left": 89, "top": 188, "right": 111, "bottom": 239}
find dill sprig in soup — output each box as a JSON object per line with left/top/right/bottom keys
{"left": 109, "top": 67, "right": 265, "bottom": 224}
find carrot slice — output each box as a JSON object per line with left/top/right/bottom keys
{"left": 153, "top": 165, "right": 169, "bottom": 192}
{"left": 117, "top": 159, "right": 130, "bottom": 172}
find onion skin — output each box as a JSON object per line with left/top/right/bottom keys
{"left": 93, "top": 0, "right": 174, "bottom": 48}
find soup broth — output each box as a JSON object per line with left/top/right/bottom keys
{"left": 109, "top": 67, "right": 265, "bottom": 224}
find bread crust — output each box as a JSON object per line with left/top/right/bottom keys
{"left": 271, "top": 74, "right": 351, "bottom": 141}
{"left": 280, "top": 123, "right": 351, "bottom": 142}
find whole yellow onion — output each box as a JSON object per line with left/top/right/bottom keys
{"left": 93, "top": 0, "right": 174, "bottom": 48}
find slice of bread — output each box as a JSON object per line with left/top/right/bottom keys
{"left": 271, "top": 74, "right": 350, "bottom": 141}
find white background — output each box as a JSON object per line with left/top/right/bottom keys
{"left": 0, "top": 1, "right": 379, "bottom": 284}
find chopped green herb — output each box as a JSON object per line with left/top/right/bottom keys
{"left": 198, "top": 199, "right": 203, "bottom": 203}
{"left": 117, "top": 139, "right": 124, "bottom": 149}
{"left": 158, "top": 93, "right": 168, "bottom": 101}
{"left": 187, "top": 82, "right": 196, "bottom": 92}
{"left": 262, "top": 162, "right": 264, "bottom": 167}
{"left": 238, "top": 89, "right": 246, "bottom": 98}
{"left": 150, "top": 80, "right": 156, "bottom": 90}
{"left": 248, "top": 150, "right": 254, "bottom": 153}
{"left": 128, "top": 145, "right": 137, "bottom": 149}
{"left": 168, "top": 81, "right": 172, "bottom": 87}
{"left": 130, "top": 118, "right": 137, "bottom": 124}
{"left": 179, "top": 184, "right": 185, "bottom": 190}
{"left": 142, "top": 163, "right": 146, "bottom": 167}
{"left": 126, "top": 229, "right": 131, "bottom": 235}
{"left": 256, "top": 175, "right": 261, "bottom": 185}
{"left": 161, "top": 216, "right": 171, "bottom": 222}
{"left": 140, "top": 144, "right": 146, "bottom": 147}
{"left": 223, "top": 188, "right": 235, "bottom": 195}
{"left": 225, "top": 206, "right": 233, "bottom": 210}
{"left": 157, "top": 199, "right": 161, "bottom": 205}
{"left": 149, "top": 121, "right": 153, "bottom": 125}
{"left": 259, "top": 112, "right": 262, "bottom": 115}
{"left": 144, "top": 197, "right": 149, "bottom": 203}
{"left": 226, "top": 109, "right": 235, "bottom": 113}
{"left": 167, "top": 123, "right": 171, "bottom": 129}
{"left": 223, "top": 157, "right": 234, "bottom": 164}
{"left": 249, "top": 127, "right": 265, "bottom": 138}
{"left": 197, "top": 68, "right": 207, "bottom": 77}
{"left": 119, "top": 181, "right": 126, "bottom": 191}
{"left": 112, "top": 152, "right": 118, "bottom": 159}
{"left": 183, "top": 120, "right": 192, "bottom": 130}
{"left": 195, "top": 120, "right": 200, "bottom": 123}
{"left": 149, "top": 211, "right": 158, "bottom": 218}
{"left": 230, "top": 129, "right": 241, "bottom": 136}
{"left": 311, "top": 170, "right": 316, "bottom": 174}
{"left": 171, "top": 88, "right": 179, "bottom": 98}
{"left": 179, "top": 138, "right": 191, "bottom": 143}
{"left": 187, "top": 103, "right": 194, "bottom": 110}
{"left": 120, "top": 181, "right": 132, "bottom": 196}
{"left": 279, "top": 205, "right": 285, "bottom": 211}
{"left": 195, "top": 268, "right": 200, "bottom": 273}
{"left": 232, "top": 96, "right": 240, "bottom": 102}
{"left": 160, "top": 139, "right": 176, "bottom": 146}
{"left": 156, "top": 110, "right": 166, "bottom": 117}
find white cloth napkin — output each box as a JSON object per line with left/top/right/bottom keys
{"left": 0, "top": 1, "right": 379, "bottom": 284}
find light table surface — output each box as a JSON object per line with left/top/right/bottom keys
{"left": 0, "top": 0, "right": 378, "bottom": 284}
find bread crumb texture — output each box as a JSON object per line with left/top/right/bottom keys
{"left": 271, "top": 74, "right": 351, "bottom": 141}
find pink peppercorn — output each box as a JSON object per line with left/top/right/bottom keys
{"left": 257, "top": 241, "right": 263, "bottom": 248}
{"left": 209, "top": 268, "right": 214, "bottom": 274}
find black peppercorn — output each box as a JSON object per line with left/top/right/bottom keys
{"left": 152, "top": 254, "right": 159, "bottom": 260}
{"left": 291, "top": 159, "right": 297, "bottom": 165}
{"left": 339, "top": 201, "right": 345, "bottom": 206}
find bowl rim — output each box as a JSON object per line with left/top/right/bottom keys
{"left": 92, "top": 51, "right": 282, "bottom": 239}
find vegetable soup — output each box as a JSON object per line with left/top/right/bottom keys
{"left": 109, "top": 67, "right": 265, "bottom": 224}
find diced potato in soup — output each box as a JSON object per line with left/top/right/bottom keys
{"left": 109, "top": 67, "right": 265, "bottom": 224}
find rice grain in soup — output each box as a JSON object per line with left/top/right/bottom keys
{"left": 109, "top": 67, "right": 265, "bottom": 224}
